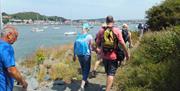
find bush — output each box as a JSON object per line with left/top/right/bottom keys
{"left": 114, "top": 27, "right": 180, "bottom": 91}
{"left": 35, "top": 48, "right": 46, "bottom": 65}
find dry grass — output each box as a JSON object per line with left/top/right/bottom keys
{"left": 20, "top": 44, "right": 82, "bottom": 83}
{"left": 37, "top": 65, "right": 46, "bottom": 82}
{"left": 20, "top": 56, "right": 36, "bottom": 68}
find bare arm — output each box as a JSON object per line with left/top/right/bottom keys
{"left": 95, "top": 30, "right": 102, "bottom": 53}
{"left": 7, "top": 67, "right": 28, "bottom": 89}
{"left": 128, "top": 31, "right": 133, "bottom": 48}
{"left": 119, "top": 41, "right": 129, "bottom": 60}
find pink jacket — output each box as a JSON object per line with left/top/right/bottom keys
{"left": 96, "top": 27, "right": 125, "bottom": 60}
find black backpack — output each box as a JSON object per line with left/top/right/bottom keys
{"left": 122, "top": 29, "right": 129, "bottom": 43}
{"left": 116, "top": 29, "right": 129, "bottom": 61}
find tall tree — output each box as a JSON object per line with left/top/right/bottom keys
{"left": 146, "top": 0, "right": 180, "bottom": 31}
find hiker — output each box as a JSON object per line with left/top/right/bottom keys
{"left": 122, "top": 23, "right": 133, "bottom": 48}
{"left": 0, "top": 25, "right": 28, "bottom": 91}
{"left": 91, "top": 23, "right": 107, "bottom": 78}
{"left": 138, "top": 23, "right": 144, "bottom": 38}
{"left": 143, "top": 23, "right": 149, "bottom": 32}
{"left": 115, "top": 23, "right": 134, "bottom": 66}
{"left": 91, "top": 39, "right": 102, "bottom": 78}
{"left": 96, "top": 16, "right": 129, "bottom": 91}
{"left": 73, "top": 23, "right": 93, "bottom": 91}
{"left": 91, "top": 23, "right": 133, "bottom": 77}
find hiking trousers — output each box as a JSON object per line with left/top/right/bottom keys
{"left": 77, "top": 55, "right": 91, "bottom": 81}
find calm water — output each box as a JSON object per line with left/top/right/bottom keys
{"left": 13, "top": 24, "right": 138, "bottom": 61}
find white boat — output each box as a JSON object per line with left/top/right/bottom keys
{"left": 53, "top": 27, "right": 60, "bottom": 30}
{"left": 31, "top": 14, "right": 44, "bottom": 32}
{"left": 32, "top": 28, "right": 44, "bottom": 32}
{"left": 43, "top": 26, "right": 48, "bottom": 29}
{"left": 64, "top": 32, "right": 77, "bottom": 35}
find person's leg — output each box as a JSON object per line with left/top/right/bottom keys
{"left": 106, "top": 75, "right": 114, "bottom": 91}
{"left": 84, "top": 55, "right": 91, "bottom": 86}
{"left": 104, "top": 60, "right": 118, "bottom": 91}
{"left": 93, "top": 60, "right": 101, "bottom": 71}
{"left": 102, "top": 59, "right": 108, "bottom": 75}
{"left": 78, "top": 55, "right": 86, "bottom": 89}
{"left": 83, "top": 55, "right": 91, "bottom": 81}
{"left": 91, "top": 55, "right": 102, "bottom": 77}
{"left": 79, "top": 55, "right": 91, "bottom": 89}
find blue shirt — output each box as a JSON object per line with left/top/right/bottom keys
{"left": 0, "top": 39, "right": 15, "bottom": 91}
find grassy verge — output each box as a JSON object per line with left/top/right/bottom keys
{"left": 20, "top": 44, "right": 78, "bottom": 82}
{"left": 20, "top": 43, "right": 99, "bottom": 83}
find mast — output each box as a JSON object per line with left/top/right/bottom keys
{"left": 0, "top": 0, "right": 3, "bottom": 30}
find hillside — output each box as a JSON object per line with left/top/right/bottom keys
{"left": 3, "top": 12, "right": 67, "bottom": 22}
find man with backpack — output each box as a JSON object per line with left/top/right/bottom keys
{"left": 73, "top": 23, "right": 93, "bottom": 91}
{"left": 95, "top": 16, "right": 130, "bottom": 91}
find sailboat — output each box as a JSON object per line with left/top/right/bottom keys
{"left": 31, "top": 14, "right": 44, "bottom": 32}
{"left": 64, "top": 20, "right": 77, "bottom": 36}
{"left": 32, "top": 27, "right": 44, "bottom": 32}
{"left": 42, "top": 17, "right": 48, "bottom": 29}
{"left": 52, "top": 17, "right": 60, "bottom": 30}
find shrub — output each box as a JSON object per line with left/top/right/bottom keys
{"left": 35, "top": 48, "right": 46, "bottom": 65}
{"left": 114, "top": 27, "right": 180, "bottom": 91}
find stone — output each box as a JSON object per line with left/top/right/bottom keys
{"left": 27, "top": 77, "right": 39, "bottom": 90}
{"left": 53, "top": 80, "right": 65, "bottom": 85}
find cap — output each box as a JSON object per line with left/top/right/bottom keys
{"left": 82, "top": 23, "right": 90, "bottom": 29}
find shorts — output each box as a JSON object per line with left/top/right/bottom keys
{"left": 103, "top": 59, "right": 118, "bottom": 76}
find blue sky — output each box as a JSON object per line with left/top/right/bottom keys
{"left": 2, "top": 0, "right": 164, "bottom": 20}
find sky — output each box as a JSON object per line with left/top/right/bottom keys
{"left": 1, "top": 0, "right": 164, "bottom": 20}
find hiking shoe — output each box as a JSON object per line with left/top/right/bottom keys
{"left": 78, "top": 87, "right": 84, "bottom": 91}
{"left": 91, "top": 70, "right": 97, "bottom": 78}
{"left": 85, "top": 80, "right": 89, "bottom": 87}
